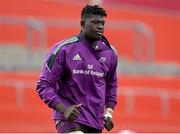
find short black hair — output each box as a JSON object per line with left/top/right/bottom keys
{"left": 81, "top": 5, "right": 107, "bottom": 19}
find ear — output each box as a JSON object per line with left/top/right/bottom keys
{"left": 80, "top": 19, "right": 85, "bottom": 29}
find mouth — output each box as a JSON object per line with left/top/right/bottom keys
{"left": 95, "top": 31, "right": 103, "bottom": 36}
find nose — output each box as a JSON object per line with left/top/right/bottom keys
{"left": 97, "top": 23, "right": 104, "bottom": 29}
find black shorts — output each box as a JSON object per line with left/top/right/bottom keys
{"left": 55, "top": 119, "right": 102, "bottom": 133}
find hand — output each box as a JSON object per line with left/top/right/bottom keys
{"left": 104, "top": 108, "right": 114, "bottom": 131}
{"left": 63, "top": 104, "right": 82, "bottom": 121}
{"left": 104, "top": 116, "right": 114, "bottom": 131}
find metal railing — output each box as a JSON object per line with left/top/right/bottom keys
{"left": 0, "top": 16, "right": 46, "bottom": 56}
{"left": 0, "top": 79, "right": 179, "bottom": 116}
{"left": 0, "top": 16, "right": 154, "bottom": 63}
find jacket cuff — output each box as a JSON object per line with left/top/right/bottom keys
{"left": 49, "top": 99, "right": 62, "bottom": 109}
{"left": 105, "top": 101, "right": 116, "bottom": 110}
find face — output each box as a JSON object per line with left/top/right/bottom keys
{"left": 81, "top": 15, "right": 105, "bottom": 41}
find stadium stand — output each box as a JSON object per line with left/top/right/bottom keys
{"left": 0, "top": 0, "right": 180, "bottom": 133}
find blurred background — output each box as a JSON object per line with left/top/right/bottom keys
{"left": 0, "top": 0, "right": 180, "bottom": 133}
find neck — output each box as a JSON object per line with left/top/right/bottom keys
{"left": 81, "top": 32, "right": 97, "bottom": 48}
{"left": 86, "top": 37, "right": 98, "bottom": 48}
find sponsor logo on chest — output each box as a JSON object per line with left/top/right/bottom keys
{"left": 73, "top": 54, "right": 82, "bottom": 61}
{"left": 72, "top": 54, "right": 105, "bottom": 77}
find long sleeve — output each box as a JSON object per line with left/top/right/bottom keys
{"left": 105, "top": 50, "right": 118, "bottom": 110}
{"left": 36, "top": 45, "right": 65, "bottom": 109}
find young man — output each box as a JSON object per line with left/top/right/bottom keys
{"left": 36, "top": 5, "right": 117, "bottom": 133}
